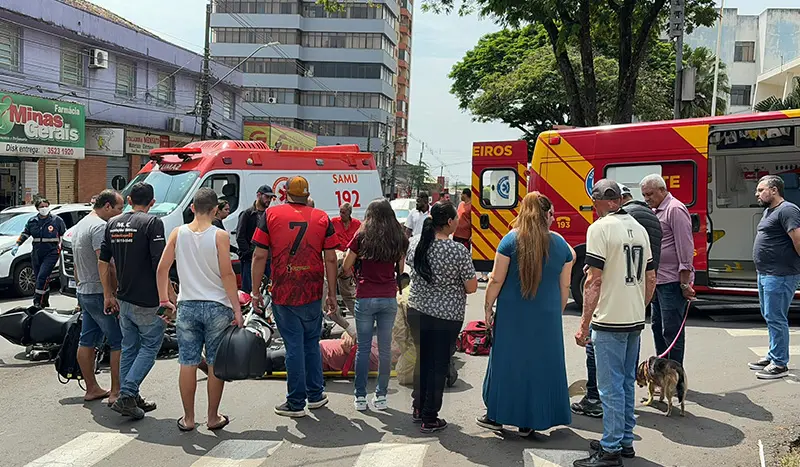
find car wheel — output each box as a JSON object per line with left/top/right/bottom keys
{"left": 570, "top": 257, "right": 586, "bottom": 309}
{"left": 13, "top": 261, "right": 36, "bottom": 297}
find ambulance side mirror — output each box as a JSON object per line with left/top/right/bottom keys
{"left": 480, "top": 214, "right": 490, "bottom": 230}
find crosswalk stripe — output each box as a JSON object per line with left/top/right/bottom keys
{"left": 749, "top": 345, "right": 800, "bottom": 356}
{"left": 524, "top": 449, "right": 589, "bottom": 467}
{"left": 23, "top": 432, "right": 134, "bottom": 467}
{"left": 354, "top": 443, "right": 427, "bottom": 467}
{"left": 190, "top": 440, "right": 283, "bottom": 467}
{"left": 726, "top": 329, "right": 800, "bottom": 337}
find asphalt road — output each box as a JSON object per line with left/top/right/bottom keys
{"left": 0, "top": 287, "right": 797, "bottom": 467}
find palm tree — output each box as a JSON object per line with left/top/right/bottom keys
{"left": 754, "top": 77, "right": 800, "bottom": 112}
{"left": 680, "top": 46, "right": 731, "bottom": 119}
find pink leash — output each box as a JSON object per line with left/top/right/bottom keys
{"left": 656, "top": 300, "right": 692, "bottom": 359}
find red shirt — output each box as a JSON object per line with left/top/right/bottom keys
{"left": 454, "top": 201, "right": 471, "bottom": 240}
{"left": 331, "top": 216, "right": 361, "bottom": 251}
{"left": 347, "top": 233, "right": 398, "bottom": 299}
{"left": 252, "top": 203, "right": 339, "bottom": 306}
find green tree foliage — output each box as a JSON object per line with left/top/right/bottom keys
{"left": 755, "top": 77, "right": 800, "bottom": 112}
{"left": 424, "top": 0, "right": 718, "bottom": 125}
{"left": 407, "top": 163, "right": 431, "bottom": 195}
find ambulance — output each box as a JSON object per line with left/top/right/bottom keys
{"left": 472, "top": 110, "right": 800, "bottom": 307}
{"left": 60, "top": 139, "right": 383, "bottom": 296}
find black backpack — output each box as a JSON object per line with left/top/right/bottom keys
{"left": 54, "top": 313, "right": 84, "bottom": 388}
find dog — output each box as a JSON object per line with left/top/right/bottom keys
{"left": 636, "top": 356, "right": 688, "bottom": 416}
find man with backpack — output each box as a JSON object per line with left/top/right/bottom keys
{"left": 99, "top": 183, "right": 166, "bottom": 420}
{"left": 74, "top": 190, "right": 125, "bottom": 404}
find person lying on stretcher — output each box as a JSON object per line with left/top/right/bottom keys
{"left": 266, "top": 331, "right": 400, "bottom": 374}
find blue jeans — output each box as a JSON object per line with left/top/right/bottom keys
{"left": 241, "top": 258, "right": 252, "bottom": 294}
{"left": 758, "top": 273, "right": 800, "bottom": 367}
{"left": 118, "top": 301, "right": 166, "bottom": 398}
{"left": 272, "top": 300, "right": 324, "bottom": 410}
{"left": 651, "top": 282, "right": 687, "bottom": 366}
{"left": 354, "top": 297, "right": 397, "bottom": 398}
{"left": 77, "top": 293, "right": 122, "bottom": 351}
{"left": 176, "top": 300, "right": 234, "bottom": 366}
{"left": 593, "top": 329, "right": 640, "bottom": 453}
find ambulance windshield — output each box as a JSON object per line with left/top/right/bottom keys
{"left": 121, "top": 170, "right": 200, "bottom": 217}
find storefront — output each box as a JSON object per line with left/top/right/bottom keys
{"left": 0, "top": 91, "right": 85, "bottom": 208}
{"left": 124, "top": 131, "right": 195, "bottom": 181}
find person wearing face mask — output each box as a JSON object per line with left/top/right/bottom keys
{"left": 13, "top": 198, "right": 66, "bottom": 308}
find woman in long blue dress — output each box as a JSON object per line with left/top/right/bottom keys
{"left": 477, "top": 192, "right": 576, "bottom": 436}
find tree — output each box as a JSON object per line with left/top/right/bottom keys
{"left": 679, "top": 46, "right": 730, "bottom": 118}
{"left": 755, "top": 77, "right": 800, "bottom": 112}
{"left": 423, "top": 0, "right": 718, "bottom": 125}
{"left": 407, "top": 163, "right": 431, "bottom": 195}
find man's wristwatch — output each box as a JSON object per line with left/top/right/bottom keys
{"left": 680, "top": 283, "right": 691, "bottom": 290}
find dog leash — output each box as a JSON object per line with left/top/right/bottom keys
{"left": 656, "top": 300, "right": 692, "bottom": 359}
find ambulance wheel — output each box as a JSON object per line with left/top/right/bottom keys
{"left": 13, "top": 261, "right": 36, "bottom": 297}
{"left": 570, "top": 260, "right": 585, "bottom": 309}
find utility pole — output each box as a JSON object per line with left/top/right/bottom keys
{"left": 200, "top": 2, "right": 212, "bottom": 140}
{"left": 381, "top": 116, "right": 391, "bottom": 194}
{"left": 710, "top": 0, "right": 725, "bottom": 117}
{"left": 670, "top": 0, "right": 685, "bottom": 120}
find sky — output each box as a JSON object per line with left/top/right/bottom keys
{"left": 91, "top": 0, "right": 794, "bottom": 184}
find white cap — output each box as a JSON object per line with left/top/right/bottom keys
{"left": 617, "top": 183, "right": 632, "bottom": 196}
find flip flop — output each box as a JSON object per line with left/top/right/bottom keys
{"left": 177, "top": 417, "right": 195, "bottom": 432}
{"left": 207, "top": 415, "right": 230, "bottom": 431}
{"left": 84, "top": 390, "right": 110, "bottom": 402}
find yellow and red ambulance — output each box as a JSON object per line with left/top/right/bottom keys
{"left": 472, "top": 110, "right": 800, "bottom": 306}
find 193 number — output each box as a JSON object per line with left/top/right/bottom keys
{"left": 335, "top": 190, "right": 361, "bottom": 207}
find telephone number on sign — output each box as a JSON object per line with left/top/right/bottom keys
{"left": 45, "top": 147, "right": 75, "bottom": 156}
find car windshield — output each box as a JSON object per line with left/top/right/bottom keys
{"left": 0, "top": 213, "right": 34, "bottom": 237}
{"left": 121, "top": 171, "right": 200, "bottom": 217}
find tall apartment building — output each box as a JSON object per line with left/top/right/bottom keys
{"left": 210, "top": 0, "right": 400, "bottom": 158}
{"left": 684, "top": 8, "right": 800, "bottom": 114}
{"left": 394, "top": 0, "right": 411, "bottom": 163}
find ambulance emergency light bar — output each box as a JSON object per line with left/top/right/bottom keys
{"left": 148, "top": 147, "right": 203, "bottom": 163}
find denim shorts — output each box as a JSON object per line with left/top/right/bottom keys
{"left": 176, "top": 300, "right": 234, "bottom": 366}
{"left": 77, "top": 293, "right": 122, "bottom": 351}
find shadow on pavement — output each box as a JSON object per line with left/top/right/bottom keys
{"left": 687, "top": 389, "right": 773, "bottom": 422}
{"left": 635, "top": 408, "right": 745, "bottom": 448}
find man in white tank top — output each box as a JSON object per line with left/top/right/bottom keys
{"left": 157, "top": 188, "right": 243, "bottom": 432}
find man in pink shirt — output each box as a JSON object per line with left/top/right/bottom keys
{"left": 330, "top": 203, "right": 361, "bottom": 314}
{"left": 640, "top": 174, "right": 695, "bottom": 367}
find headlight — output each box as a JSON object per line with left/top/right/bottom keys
{"left": 0, "top": 246, "right": 12, "bottom": 256}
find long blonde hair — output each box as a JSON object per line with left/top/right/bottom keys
{"left": 510, "top": 192, "right": 552, "bottom": 299}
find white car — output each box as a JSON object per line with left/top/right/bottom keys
{"left": 0, "top": 204, "right": 92, "bottom": 296}
{"left": 390, "top": 198, "right": 416, "bottom": 225}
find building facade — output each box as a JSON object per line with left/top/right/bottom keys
{"left": 684, "top": 8, "right": 800, "bottom": 114}
{"left": 0, "top": 0, "right": 243, "bottom": 208}
{"left": 394, "top": 0, "right": 411, "bottom": 163}
{"left": 209, "top": 0, "right": 400, "bottom": 164}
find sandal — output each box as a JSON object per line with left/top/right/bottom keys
{"left": 177, "top": 417, "right": 195, "bottom": 432}
{"left": 208, "top": 414, "right": 230, "bottom": 431}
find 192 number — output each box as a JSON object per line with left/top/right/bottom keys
{"left": 335, "top": 190, "right": 361, "bottom": 207}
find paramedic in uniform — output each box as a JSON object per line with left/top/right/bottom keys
{"left": 250, "top": 175, "right": 339, "bottom": 418}
{"left": 12, "top": 198, "right": 66, "bottom": 308}
{"left": 574, "top": 179, "right": 656, "bottom": 467}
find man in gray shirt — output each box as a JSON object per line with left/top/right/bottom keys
{"left": 751, "top": 175, "right": 800, "bottom": 379}
{"left": 75, "top": 189, "right": 124, "bottom": 403}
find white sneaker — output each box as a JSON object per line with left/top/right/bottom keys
{"left": 354, "top": 396, "right": 368, "bottom": 411}
{"left": 373, "top": 395, "right": 388, "bottom": 410}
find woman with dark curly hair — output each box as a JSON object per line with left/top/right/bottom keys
{"left": 342, "top": 199, "right": 409, "bottom": 411}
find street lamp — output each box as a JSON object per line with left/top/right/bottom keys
{"left": 210, "top": 41, "right": 280, "bottom": 90}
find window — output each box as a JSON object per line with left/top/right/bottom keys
{"left": 115, "top": 59, "right": 137, "bottom": 98}
{"left": 604, "top": 162, "right": 696, "bottom": 206}
{"left": 60, "top": 42, "right": 84, "bottom": 86}
{"left": 734, "top": 41, "right": 755, "bottom": 62}
{"left": 212, "top": 27, "right": 299, "bottom": 45}
{"left": 223, "top": 91, "right": 235, "bottom": 120}
{"left": 730, "top": 85, "right": 752, "bottom": 106}
{"left": 480, "top": 169, "right": 517, "bottom": 208}
{"left": 201, "top": 174, "right": 240, "bottom": 213}
{"left": 216, "top": 57, "right": 302, "bottom": 75}
{"left": 304, "top": 62, "right": 393, "bottom": 81}
{"left": 214, "top": 0, "right": 298, "bottom": 14}
{"left": 0, "top": 21, "right": 20, "bottom": 72}
{"left": 243, "top": 87, "right": 298, "bottom": 104}
{"left": 303, "top": 120, "right": 385, "bottom": 138}
{"left": 155, "top": 71, "right": 175, "bottom": 106}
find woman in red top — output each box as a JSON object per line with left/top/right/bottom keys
{"left": 343, "top": 199, "right": 409, "bottom": 411}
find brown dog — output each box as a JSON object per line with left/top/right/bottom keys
{"left": 636, "top": 356, "right": 688, "bottom": 416}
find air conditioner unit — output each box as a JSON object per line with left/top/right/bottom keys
{"left": 167, "top": 117, "right": 182, "bottom": 133}
{"left": 88, "top": 49, "right": 109, "bottom": 69}
{"left": 267, "top": 97, "right": 277, "bottom": 104}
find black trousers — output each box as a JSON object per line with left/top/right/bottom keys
{"left": 408, "top": 307, "right": 462, "bottom": 424}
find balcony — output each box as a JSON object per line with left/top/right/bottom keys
{"left": 398, "top": 75, "right": 408, "bottom": 86}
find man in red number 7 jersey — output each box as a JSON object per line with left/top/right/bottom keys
{"left": 250, "top": 176, "right": 339, "bottom": 418}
